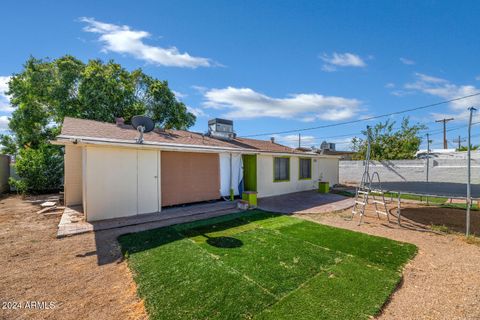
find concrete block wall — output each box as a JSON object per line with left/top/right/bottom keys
{"left": 340, "top": 158, "right": 480, "bottom": 185}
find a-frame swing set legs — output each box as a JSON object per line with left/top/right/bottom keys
{"left": 351, "top": 126, "right": 390, "bottom": 225}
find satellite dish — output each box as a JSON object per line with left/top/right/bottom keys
{"left": 131, "top": 115, "right": 155, "bottom": 144}
{"left": 131, "top": 116, "right": 155, "bottom": 133}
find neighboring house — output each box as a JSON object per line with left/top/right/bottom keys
{"left": 317, "top": 149, "right": 356, "bottom": 160}
{"left": 317, "top": 141, "right": 356, "bottom": 160}
{"left": 416, "top": 149, "right": 480, "bottom": 159}
{"left": 53, "top": 117, "right": 340, "bottom": 221}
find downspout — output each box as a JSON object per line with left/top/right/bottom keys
{"left": 229, "top": 153, "right": 234, "bottom": 201}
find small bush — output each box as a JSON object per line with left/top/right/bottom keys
{"left": 430, "top": 225, "right": 450, "bottom": 233}
{"left": 10, "top": 145, "right": 63, "bottom": 194}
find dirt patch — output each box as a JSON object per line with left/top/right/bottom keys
{"left": 3, "top": 192, "right": 480, "bottom": 320}
{"left": 399, "top": 205, "right": 480, "bottom": 235}
{"left": 0, "top": 194, "right": 147, "bottom": 320}
{"left": 296, "top": 203, "right": 480, "bottom": 320}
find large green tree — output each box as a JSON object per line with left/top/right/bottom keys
{"left": 1, "top": 55, "right": 196, "bottom": 193}
{"left": 351, "top": 117, "right": 426, "bottom": 160}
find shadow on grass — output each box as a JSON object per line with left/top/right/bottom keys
{"left": 89, "top": 210, "right": 281, "bottom": 266}
{"left": 206, "top": 236, "right": 243, "bottom": 248}
{"left": 116, "top": 210, "right": 280, "bottom": 257}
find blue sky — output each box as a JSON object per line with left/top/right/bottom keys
{"left": 1, "top": 0, "right": 480, "bottom": 149}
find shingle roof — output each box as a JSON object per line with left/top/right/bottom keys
{"left": 58, "top": 117, "right": 309, "bottom": 154}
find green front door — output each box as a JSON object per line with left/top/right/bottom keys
{"left": 242, "top": 155, "right": 257, "bottom": 192}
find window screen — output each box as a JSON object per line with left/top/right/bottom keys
{"left": 274, "top": 157, "right": 290, "bottom": 181}
{"left": 299, "top": 158, "right": 312, "bottom": 179}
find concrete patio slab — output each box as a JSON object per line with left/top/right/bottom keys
{"left": 258, "top": 190, "right": 354, "bottom": 214}
{"left": 57, "top": 201, "right": 240, "bottom": 238}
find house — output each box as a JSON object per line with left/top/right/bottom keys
{"left": 317, "top": 141, "right": 356, "bottom": 160}
{"left": 53, "top": 117, "right": 340, "bottom": 221}
{"left": 317, "top": 149, "right": 356, "bottom": 160}
{"left": 415, "top": 148, "right": 480, "bottom": 159}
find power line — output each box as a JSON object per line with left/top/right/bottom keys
{"left": 304, "top": 121, "right": 480, "bottom": 148}
{"left": 241, "top": 93, "right": 480, "bottom": 138}
{"left": 317, "top": 114, "right": 478, "bottom": 142}
{"left": 453, "top": 135, "right": 467, "bottom": 149}
{"left": 294, "top": 121, "right": 479, "bottom": 147}
{"left": 317, "top": 119, "right": 442, "bottom": 140}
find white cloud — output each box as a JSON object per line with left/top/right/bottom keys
{"left": 172, "top": 90, "right": 186, "bottom": 99}
{"left": 187, "top": 106, "right": 207, "bottom": 117}
{"left": 0, "top": 115, "right": 9, "bottom": 130}
{"left": 410, "top": 72, "right": 448, "bottom": 84}
{"left": 272, "top": 135, "right": 355, "bottom": 149}
{"left": 329, "top": 137, "right": 355, "bottom": 148}
{"left": 203, "top": 87, "right": 361, "bottom": 121}
{"left": 80, "top": 17, "right": 213, "bottom": 68}
{"left": 385, "top": 83, "right": 395, "bottom": 89}
{"left": 404, "top": 72, "right": 480, "bottom": 111}
{"left": 320, "top": 52, "right": 366, "bottom": 72}
{"left": 390, "top": 90, "right": 414, "bottom": 97}
{"left": 191, "top": 85, "right": 208, "bottom": 94}
{"left": 273, "top": 134, "right": 317, "bottom": 148}
{"left": 0, "top": 76, "right": 14, "bottom": 113}
{"left": 0, "top": 76, "right": 9, "bottom": 94}
{"left": 399, "top": 57, "right": 415, "bottom": 65}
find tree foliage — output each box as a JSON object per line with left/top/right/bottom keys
{"left": 351, "top": 117, "right": 426, "bottom": 160}
{"left": 1, "top": 55, "right": 197, "bottom": 193}
{"left": 9, "top": 145, "right": 64, "bottom": 194}
{"left": 457, "top": 145, "right": 479, "bottom": 151}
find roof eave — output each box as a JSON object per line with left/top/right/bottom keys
{"left": 53, "top": 135, "right": 331, "bottom": 157}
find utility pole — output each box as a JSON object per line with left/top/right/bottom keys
{"left": 298, "top": 133, "right": 301, "bottom": 148}
{"left": 426, "top": 133, "right": 432, "bottom": 183}
{"left": 466, "top": 107, "right": 477, "bottom": 236}
{"left": 453, "top": 135, "right": 466, "bottom": 150}
{"left": 426, "top": 133, "right": 432, "bottom": 205}
{"left": 436, "top": 118, "right": 454, "bottom": 149}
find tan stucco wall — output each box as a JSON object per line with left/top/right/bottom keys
{"left": 161, "top": 151, "right": 220, "bottom": 207}
{"left": 83, "top": 146, "right": 161, "bottom": 221}
{"left": 68, "top": 141, "right": 339, "bottom": 220}
{"left": 64, "top": 145, "right": 83, "bottom": 205}
{"left": 318, "top": 157, "right": 339, "bottom": 187}
{"left": 256, "top": 155, "right": 322, "bottom": 198}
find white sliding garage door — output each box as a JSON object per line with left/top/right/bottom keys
{"left": 84, "top": 147, "right": 160, "bottom": 221}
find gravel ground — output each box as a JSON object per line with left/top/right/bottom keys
{"left": 2, "top": 193, "right": 480, "bottom": 320}
{"left": 295, "top": 204, "right": 480, "bottom": 320}
{"left": 0, "top": 194, "right": 147, "bottom": 320}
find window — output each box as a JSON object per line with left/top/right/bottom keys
{"left": 274, "top": 157, "right": 290, "bottom": 181}
{"left": 299, "top": 158, "right": 312, "bottom": 180}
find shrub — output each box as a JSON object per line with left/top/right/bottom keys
{"left": 10, "top": 145, "right": 63, "bottom": 194}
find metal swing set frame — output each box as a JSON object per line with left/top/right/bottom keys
{"left": 351, "top": 107, "right": 478, "bottom": 236}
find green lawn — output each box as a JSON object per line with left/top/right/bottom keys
{"left": 119, "top": 210, "right": 417, "bottom": 320}
{"left": 374, "top": 192, "right": 448, "bottom": 204}
{"left": 441, "top": 202, "right": 479, "bottom": 211}
{"left": 333, "top": 189, "right": 448, "bottom": 204}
